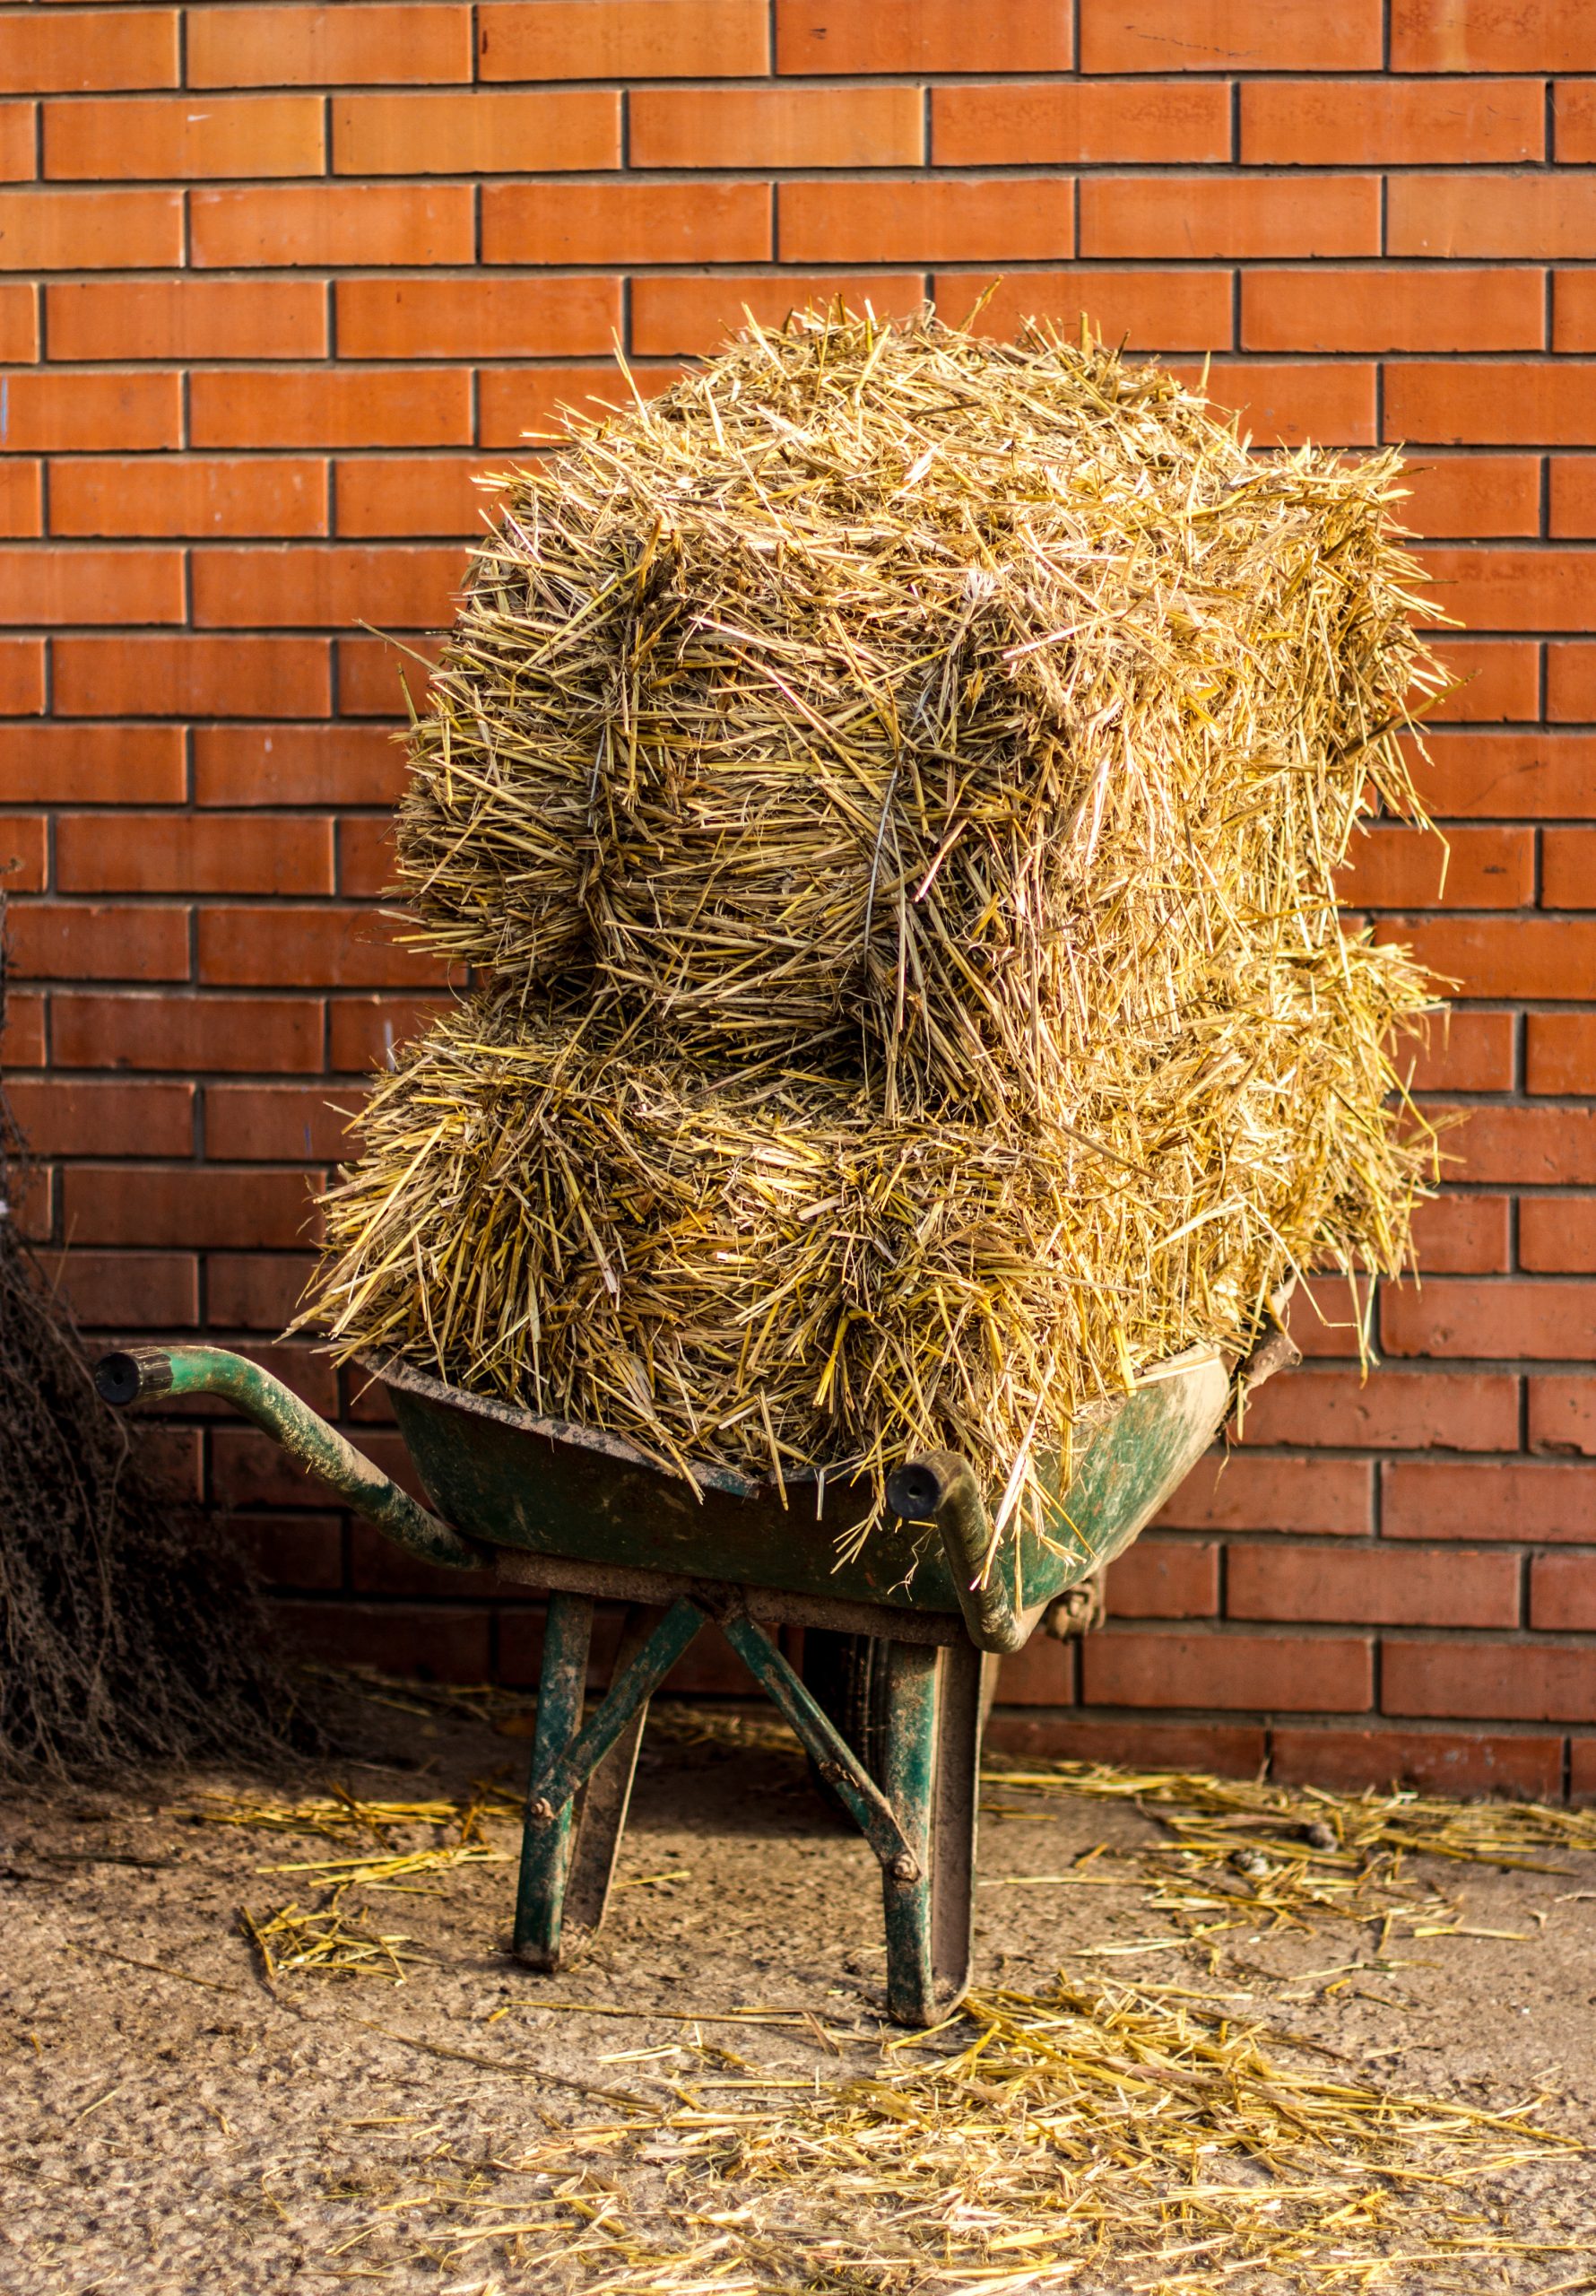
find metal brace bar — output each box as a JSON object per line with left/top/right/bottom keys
{"left": 524, "top": 1596, "right": 705, "bottom": 1826}
{"left": 720, "top": 1613, "right": 916, "bottom": 1877}
{"left": 887, "top": 1449, "right": 1028, "bottom": 1654}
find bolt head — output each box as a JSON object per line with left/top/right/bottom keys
{"left": 527, "top": 1796, "right": 556, "bottom": 1824}
{"left": 890, "top": 1852, "right": 920, "bottom": 1882}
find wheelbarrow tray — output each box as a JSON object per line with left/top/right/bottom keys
{"left": 374, "top": 1340, "right": 1230, "bottom": 1626}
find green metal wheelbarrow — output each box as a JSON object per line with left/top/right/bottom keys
{"left": 96, "top": 1331, "right": 1291, "bottom": 2024}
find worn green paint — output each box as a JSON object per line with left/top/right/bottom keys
{"left": 377, "top": 1344, "right": 1229, "bottom": 1619}
{"left": 514, "top": 1591, "right": 591, "bottom": 1968}
{"left": 880, "top": 1641, "right": 940, "bottom": 2025}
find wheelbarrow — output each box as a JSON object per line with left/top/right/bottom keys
{"left": 97, "top": 1328, "right": 1294, "bottom": 2025}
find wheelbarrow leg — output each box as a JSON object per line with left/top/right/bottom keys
{"left": 513, "top": 1591, "right": 593, "bottom": 1970}
{"left": 880, "top": 1639, "right": 988, "bottom": 2027}
{"left": 562, "top": 1605, "right": 662, "bottom": 1940}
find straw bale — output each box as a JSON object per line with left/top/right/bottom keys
{"left": 308, "top": 310, "right": 1447, "bottom": 1519}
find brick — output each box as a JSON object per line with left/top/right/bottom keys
{"left": 42, "top": 1249, "right": 198, "bottom": 1332}
{"left": 56, "top": 814, "right": 334, "bottom": 898}
{"left": 51, "top": 994, "right": 324, "bottom": 1074}
{"left": 1383, "top": 1281, "right": 1596, "bottom": 1361}
{"left": 476, "top": 361, "right": 681, "bottom": 447}
{"left": 1428, "top": 639, "right": 1540, "bottom": 720}
{"left": 783, "top": 0, "right": 1071, "bottom": 68}
{"left": 190, "top": 370, "right": 469, "bottom": 451}
{"left": 1531, "top": 1375, "right": 1596, "bottom": 1457}
{"left": 187, "top": 5, "right": 472, "bottom": 86}
{"left": 1243, "top": 271, "right": 1541, "bottom": 354}
{"left": 1081, "top": 176, "right": 1376, "bottom": 259}
{"left": 336, "top": 274, "right": 619, "bottom": 360}
{"left": 1549, "top": 456, "right": 1596, "bottom": 533}
{"left": 1102, "top": 1538, "right": 1218, "bottom": 1619}
{"left": 1157, "top": 1454, "right": 1372, "bottom": 1535}
{"left": 1288, "top": 1274, "right": 1375, "bottom": 1359}
{"left": 44, "top": 93, "right": 323, "bottom": 180}
{"left": 0, "top": 463, "right": 39, "bottom": 538}
{"left": 1400, "top": 458, "right": 1541, "bottom": 541}
{"left": 633, "top": 87, "right": 922, "bottom": 169}
{"left": 1236, "top": 1367, "right": 1518, "bottom": 1452}
{"left": 1390, "top": 175, "right": 1596, "bottom": 259}
{"left": 1560, "top": 81, "right": 1596, "bottom": 163}
{"left": 0, "top": 188, "right": 181, "bottom": 270}
{"left": 1392, "top": 0, "right": 1596, "bottom": 71}
{"left": 1379, "top": 918, "right": 1596, "bottom": 1002}
{"left": 0, "top": 815, "right": 45, "bottom": 891}
{"left": 195, "top": 725, "right": 408, "bottom": 807}
{"left": 196, "top": 907, "right": 441, "bottom": 990}
{"left": 1548, "top": 643, "right": 1596, "bottom": 719}
{"left": 0, "top": 373, "right": 176, "bottom": 456}
{"left": 991, "top": 1630, "right": 1074, "bottom": 1704}
{"left": 0, "top": 638, "right": 43, "bottom": 713}
{"left": 9, "top": 903, "right": 187, "bottom": 983}
{"left": 0, "top": 102, "right": 28, "bottom": 183}
{"left": 1242, "top": 77, "right": 1542, "bottom": 164}
{"left": 1528, "top": 1014, "right": 1596, "bottom": 1095}
{"left": 483, "top": 182, "right": 769, "bottom": 266}
{"left": 1271, "top": 1725, "right": 1563, "bottom": 1796}
{"left": 267, "top": 1601, "right": 490, "bottom": 1683}
{"left": 630, "top": 274, "right": 924, "bottom": 357}
{"left": 55, "top": 636, "right": 330, "bottom": 720}
{"left": 205, "top": 1083, "right": 358, "bottom": 1163}
{"left": 1384, "top": 1637, "right": 1596, "bottom": 1726}
{"left": 62, "top": 1165, "right": 317, "bottom": 1251}
{"left": 783, "top": 178, "right": 1073, "bottom": 264}
{"left": 328, "top": 995, "right": 455, "bottom": 1071}
{"left": 949, "top": 269, "right": 1231, "bottom": 352}
{"left": 1437, "top": 1106, "right": 1596, "bottom": 1187}
{"left": 1422, "top": 726, "right": 1596, "bottom": 805}
{"left": 984, "top": 1713, "right": 1267, "bottom": 1772}
{"left": 1557, "top": 274, "right": 1596, "bottom": 357}
{"left": 1543, "top": 829, "right": 1596, "bottom": 907}
{"left": 481, "top": 0, "right": 769, "bottom": 79}
{"left": 1082, "top": 1628, "right": 1372, "bottom": 1714}
{"left": 192, "top": 186, "right": 473, "bottom": 270}
{"left": 0, "top": 548, "right": 183, "bottom": 627}
{"left": 933, "top": 82, "right": 1227, "bottom": 165}
{"left": 1087, "top": 0, "right": 1377, "bottom": 67}
{"left": 7, "top": 1077, "right": 191, "bottom": 1160}
{"left": 1521, "top": 1201, "right": 1596, "bottom": 1277}
{"left": 334, "top": 90, "right": 618, "bottom": 175}
{"left": 1184, "top": 361, "right": 1376, "bottom": 448}
{"left": 334, "top": 458, "right": 496, "bottom": 540}
{"left": 238, "top": 1515, "right": 343, "bottom": 1593}
{"left": 1531, "top": 1553, "right": 1596, "bottom": 1631}
{"left": 1399, "top": 1009, "right": 1515, "bottom": 1091}
{"left": 1339, "top": 824, "right": 1532, "bottom": 909}
{"left": 1234, "top": 1541, "right": 1519, "bottom": 1628}
{"left": 208, "top": 1253, "right": 320, "bottom": 1327}
{"left": 1407, "top": 1194, "right": 1512, "bottom": 1273}
{"left": 1388, "top": 363, "right": 1596, "bottom": 447}
{"left": 47, "top": 277, "right": 327, "bottom": 362}
{"left": 0, "top": 10, "right": 178, "bottom": 93}
{"left": 337, "top": 634, "right": 445, "bottom": 717}
{"left": 1576, "top": 1740, "right": 1596, "bottom": 1802}
{"left": 192, "top": 546, "right": 465, "bottom": 631}
{"left": 0, "top": 722, "right": 181, "bottom": 802}
{"left": 50, "top": 458, "right": 326, "bottom": 539}
{"left": 4, "top": 990, "right": 44, "bottom": 1065}
{"left": 0, "top": 281, "right": 35, "bottom": 362}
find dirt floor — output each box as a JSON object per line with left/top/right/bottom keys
{"left": 4, "top": 1687, "right": 1595, "bottom": 2295}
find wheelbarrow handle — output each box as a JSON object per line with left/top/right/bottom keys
{"left": 886, "top": 1450, "right": 1028, "bottom": 1656}
{"left": 95, "top": 1344, "right": 488, "bottom": 1574}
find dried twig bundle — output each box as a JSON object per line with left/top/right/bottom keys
{"left": 308, "top": 309, "right": 1446, "bottom": 1516}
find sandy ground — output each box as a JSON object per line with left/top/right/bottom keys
{"left": 4, "top": 1691, "right": 1595, "bottom": 2295}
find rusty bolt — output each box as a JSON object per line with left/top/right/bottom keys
{"left": 526, "top": 1796, "right": 556, "bottom": 1824}
{"left": 818, "top": 1759, "right": 845, "bottom": 1783}
{"left": 889, "top": 1853, "right": 920, "bottom": 1882}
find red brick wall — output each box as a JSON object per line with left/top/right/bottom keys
{"left": 4, "top": 0, "right": 1594, "bottom": 1796}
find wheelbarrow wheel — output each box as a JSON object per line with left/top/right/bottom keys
{"left": 801, "top": 1629, "right": 892, "bottom": 1814}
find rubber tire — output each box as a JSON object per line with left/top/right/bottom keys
{"left": 800, "top": 1628, "right": 893, "bottom": 1816}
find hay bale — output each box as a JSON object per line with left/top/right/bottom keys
{"left": 308, "top": 310, "right": 1445, "bottom": 1519}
